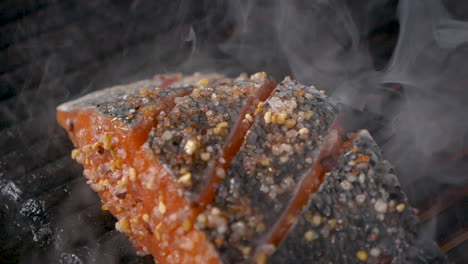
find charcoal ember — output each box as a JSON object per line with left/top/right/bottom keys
{"left": 269, "top": 131, "right": 447, "bottom": 264}
{"left": 31, "top": 224, "right": 53, "bottom": 244}
{"left": 0, "top": 180, "right": 22, "bottom": 201}
{"left": 1, "top": 179, "right": 93, "bottom": 259}
{"left": 0, "top": 181, "right": 29, "bottom": 258}
{"left": 59, "top": 253, "right": 83, "bottom": 264}
{"left": 195, "top": 78, "right": 336, "bottom": 262}
{"left": 20, "top": 199, "right": 53, "bottom": 244}
{"left": 20, "top": 199, "right": 47, "bottom": 226}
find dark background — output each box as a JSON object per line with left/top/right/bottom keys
{"left": 0, "top": 0, "right": 466, "bottom": 263}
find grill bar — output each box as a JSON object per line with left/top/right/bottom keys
{"left": 0, "top": 0, "right": 58, "bottom": 24}
{"left": 0, "top": 4, "right": 181, "bottom": 101}
{"left": 441, "top": 229, "right": 468, "bottom": 254}
{"left": 0, "top": 135, "right": 71, "bottom": 173}
{"left": 0, "top": 1, "right": 110, "bottom": 51}
{"left": 418, "top": 186, "right": 468, "bottom": 223}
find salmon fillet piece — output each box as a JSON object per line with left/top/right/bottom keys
{"left": 196, "top": 78, "right": 339, "bottom": 262}
{"left": 57, "top": 74, "right": 445, "bottom": 264}
{"left": 57, "top": 73, "right": 276, "bottom": 264}
{"left": 270, "top": 131, "right": 442, "bottom": 263}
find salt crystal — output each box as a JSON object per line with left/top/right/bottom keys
{"left": 286, "top": 129, "right": 298, "bottom": 138}
{"left": 356, "top": 194, "right": 366, "bottom": 204}
{"left": 280, "top": 143, "right": 293, "bottom": 153}
{"left": 359, "top": 173, "right": 366, "bottom": 184}
{"left": 268, "top": 97, "right": 284, "bottom": 111}
{"left": 174, "top": 97, "right": 184, "bottom": 104}
{"left": 370, "top": 248, "right": 381, "bottom": 257}
{"left": 346, "top": 173, "right": 356, "bottom": 182}
{"left": 161, "top": 130, "right": 173, "bottom": 141}
{"left": 340, "top": 180, "right": 352, "bottom": 190}
{"left": 374, "top": 199, "right": 388, "bottom": 213}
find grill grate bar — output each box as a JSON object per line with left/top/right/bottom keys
{"left": 0, "top": 1, "right": 185, "bottom": 100}
{"left": 0, "top": 28, "right": 190, "bottom": 129}
{"left": 0, "top": 0, "right": 58, "bottom": 24}
{"left": 0, "top": 0, "right": 111, "bottom": 51}
{"left": 0, "top": 112, "right": 60, "bottom": 156}
{"left": 0, "top": 134, "right": 72, "bottom": 174}
{"left": 13, "top": 156, "right": 81, "bottom": 198}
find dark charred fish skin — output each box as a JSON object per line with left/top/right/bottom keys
{"left": 195, "top": 78, "right": 337, "bottom": 263}
{"left": 57, "top": 74, "right": 183, "bottom": 125}
{"left": 149, "top": 73, "right": 275, "bottom": 198}
{"left": 57, "top": 73, "right": 228, "bottom": 127}
{"left": 269, "top": 131, "right": 447, "bottom": 264}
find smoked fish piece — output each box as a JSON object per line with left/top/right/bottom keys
{"left": 57, "top": 73, "right": 445, "bottom": 264}
{"left": 195, "top": 78, "right": 340, "bottom": 263}
{"left": 56, "top": 72, "right": 276, "bottom": 264}
{"left": 269, "top": 131, "right": 446, "bottom": 264}
{"left": 57, "top": 73, "right": 227, "bottom": 264}
{"left": 149, "top": 72, "right": 276, "bottom": 208}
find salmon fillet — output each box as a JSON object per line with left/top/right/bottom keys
{"left": 57, "top": 73, "right": 445, "bottom": 263}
